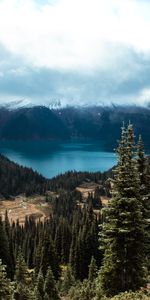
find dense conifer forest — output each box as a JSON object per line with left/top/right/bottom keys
{"left": 0, "top": 155, "right": 48, "bottom": 198}
{"left": 0, "top": 124, "right": 150, "bottom": 299}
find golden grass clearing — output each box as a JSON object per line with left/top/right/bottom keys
{"left": 0, "top": 195, "right": 51, "bottom": 224}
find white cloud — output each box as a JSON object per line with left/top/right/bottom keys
{"left": 0, "top": 0, "right": 150, "bottom": 71}
{"left": 0, "top": 0, "right": 150, "bottom": 107}
{"left": 136, "top": 88, "right": 150, "bottom": 105}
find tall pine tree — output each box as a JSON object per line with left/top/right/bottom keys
{"left": 34, "top": 269, "right": 44, "bottom": 300}
{"left": 43, "top": 267, "right": 60, "bottom": 300}
{"left": 136, "top": 135, "right": 150, "bottom": 269}
{"left": 0, "top": 259, "right": 14, "bottom": 300}
{"left": 14, "top": 251, "right": 35, "bottom": 300}
{"left": 96, "top": 124, "right": 147, "bottom": 297}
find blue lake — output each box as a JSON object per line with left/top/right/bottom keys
{"left": 0, "top": 140, "right": 116, "bottom": 178}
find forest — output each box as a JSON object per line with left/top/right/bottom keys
{"left": 0, "top": 124, "right": 150, "bottom": 300}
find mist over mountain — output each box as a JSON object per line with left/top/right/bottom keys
{"left": 0, "top": 104, "right": 149, "bottom": 150}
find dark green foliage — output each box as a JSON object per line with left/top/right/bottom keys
{"left": 97, "top": 124, "right": 147, "bottom": 297}
{"left": 54, "top": 218, "right": 72, "bottom": 264}
{"left": 0, "top": 153, "right": 108, "bottom": 198}
{"left": 15, "top": 251, "right": 29, "bottom": 284}
{"left": 0, "top": 122, "right": 150, "bottom": 299}
{"left": 61, "top": 265, "right": 75, "bottom": 295}
{"left": 69, "top": 208, "right": 101, "bottom": 280}
{"left": 0, "top": 259, "right": 14, "bottom": 300}
{"left": 0, "top": 207, "right": 101, "bottom": 286}
{"left": 0, "top": 216, "right": 13, "bottom": 278}
{"left": 14, "top": 251, "right": 35, "bottom": 300}
{"left": 52, "top": 190, "right": 77, "bottom": 219}
{"left": 68, "top": 278, "right": 97, "bottom": 300}
{"left": 40, "top": 231, "right": 60, "bottom": 279}
{"left": 88, "top": 256, "right": 98, "bottom": 282}
{"left": 136, "top": 135, "right": 150, "bottom": 270}
{"left": 34, "top": 269, "right": 44, "bottom": 300}
{"left": 87, "top": 189, "right": 102, "bottom": 209}
{"left": 68, "top": 256, "right": 98, "bottom": 300}
{"left": 43, "top": 267, "right": 60, "bottom": 300}
{"left": 0, "top": 155, "right": 47, "bottom": 198}
{"left": 49, "top": 170, "right": 104, "bottom": 192}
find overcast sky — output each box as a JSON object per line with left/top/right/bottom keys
{"left": 0, "top": 0, "right": 150, "bottom": 107}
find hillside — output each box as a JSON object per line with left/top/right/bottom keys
{"left": 55, "top": 105, "right": 150, "bottom": 149}
{"left": 0, "top": 105, "right": 150, "bottom": 150}
{"left": 0, "top": 127, "right": 150, "bottom": 300}
{"left": 0, "top": 106, "right": 69, "bottom": 140}
{"left": 0, "top": 154, "right": 48, "bottom": 197}
{"left": 0, "top": 154, "right": 109, "bottom": 198}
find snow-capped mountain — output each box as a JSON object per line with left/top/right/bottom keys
{"left": 0, "top": 98, "right": 64, "bottom": 110}
{"left": 0, "top": 99, "right": 33, "bottom": 110}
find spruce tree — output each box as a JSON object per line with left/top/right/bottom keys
{"left": 0, "top": 216, "right": 12, "bottom": 278}
{"left": 61, "top": 265, "right": 75, "bottom": 295}
{"left": 136, "top": 135, "right": 150, "bottom": 269}
{"left": 14, "top": 251, "right": 35, "bottom": 300}
{"left": 34, "top": 269, "right": 44, "bottom": 300}
{"left": 43, "top": 267, "right": 60, "bottom": 300}
{"left": 96, "top": 124, "right": 147, "bottom": 297}
{"left": 40, "top": 231, "right": 60, "bottom": 279}
{"left": 15, "top": 251, "right": 29, "bottom": 285}
{"left": 88, "top": 256, "right": 98, "bottom": 282}
{"left": 0, "top": 259, "right": 14, "bottom": 300}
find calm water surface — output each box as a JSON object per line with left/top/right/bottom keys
{"left": 0, "top": 140, "right": 116, "bottom": 178}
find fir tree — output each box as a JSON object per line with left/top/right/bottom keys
{"left": 15, "top": 251, "right": 29, "bottom": 284}
{"left": 34, "top": 242, "right": 42, "bottom": 276}
{"left": 14, "top": 251, "right": 34, "bottom": 300}
{"left": 0, "top": 259, "right": 14, "bottom": 300}
{"left": 61, "top": 265, "right": 75, "bottom": 295}
{"left": 96, "top": 124, "right": 147, "bottom": 297}
{"left": 40, "top": 231, "right": 60, "bottom": 279}
{"left": 88, "top": 256, "right": 98, "bottom": 282}
{"left": 0, "top": 216, "right": 12, "bottom": 278}
{"left": 136, "top": 135, "right": 150, "bottom": 269}
{"left": 43, "top": 267, "right": 60, "bottom": 300}
{"left": 34, "top": 269, "right": 44, "bottom": 300}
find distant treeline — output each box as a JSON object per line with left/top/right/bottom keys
{"left": 0, "top": 105, "right": 150, "bottom": 150}
{"left": 0, "top": 155, "right": 48, "bottom": 198}
{"left": 0, "top": 155, "right": 113, "bottom": 198}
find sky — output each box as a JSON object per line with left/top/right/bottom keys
{"left": 0, "top": 0, "right": 150, "bottom": 107}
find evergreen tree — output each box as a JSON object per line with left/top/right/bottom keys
{"left": 96, "top": 124, "right": 147, "bottom": 297}
{"left": 34, "top": 269, "right": 44, "bottom": 300}
{"left": 137, "top": 135, "right": 150, "bottom": 269}
{"left": 34, "top": 242, "right": 42, "bottom": 276}
{"left": 0, "top": 216, "right": 12, "bottom": 278}
{"left": 88, "top": 256, "right": 98, "bottom": 282}
{"left": 14, "top": 251, "right": 34, "bottom": 300}
{"left": 4, "top": 210, "right": 10, "bottom": 238}
{"left": 0, "top": 259, "right": 14, "bottom": 300}
{"left": 15, "top": 252, "right": 29, "bottom": 284}
{"left": 61, "top": 265, "right": 75, "bottom": 295}
{"left": 69, "top": 212, "right": 80, "bottom": 278}
{"left": 43, "top": 267, "right": 60, "bottom": 300}
{"left": 40, "top": 231, "right": 60, "bottom": 279}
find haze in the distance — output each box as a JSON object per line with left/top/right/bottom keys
{"left": 0, "top": 0, "right": 150, "bottom": 107}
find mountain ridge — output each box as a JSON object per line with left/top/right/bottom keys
{"left": 0, "top": 104, "right": 150, "bottom": 150}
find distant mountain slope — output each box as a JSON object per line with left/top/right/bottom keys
{"left": 0, "top": 154, "right": 47, "bottom": 198}
{"left": 0, "top": 105, "right": 150, "bottom": 149}
{"left": 54, "top": 105, "right": 150, "bottom": 149}
{"left": 0, "top": 106, "right": 69, "bottom": 140}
